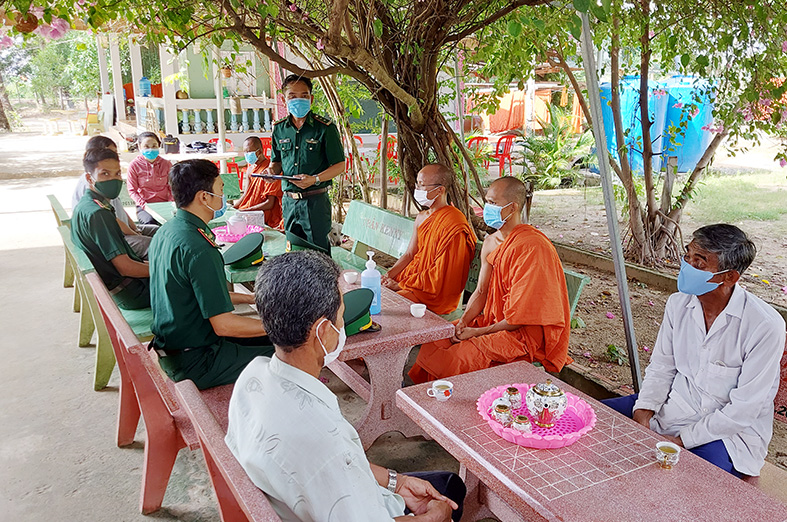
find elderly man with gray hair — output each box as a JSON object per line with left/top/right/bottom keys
{"left": 603, "top": 224, "right": 785, "bottom": 482}
{"left": 226, "top": 250, "right": 465, "bottom": 522}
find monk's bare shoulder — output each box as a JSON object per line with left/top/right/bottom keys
{"left": 481, "top": 231, "right": 503, "bottom": 256}
{"left": 414, "top": 210, "right": 430, "bottom": 228}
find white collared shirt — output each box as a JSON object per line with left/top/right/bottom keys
{"left": 226, "top": 355, "right": 405, "bottom": 522}
{"left": 634, "top": 284, "right": 785, "bottom": 475}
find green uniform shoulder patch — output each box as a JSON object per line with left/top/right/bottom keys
{"left": 312, "top": 114, "right": 333, "bottom": 125}
{"left": 273, "top": 116, "right": 289, "bottom": 126}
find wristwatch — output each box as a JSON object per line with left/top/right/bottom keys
{"left": 314, "top": 173, "right": 321, "bottom": 183}
{"left": 386, "top": 468, "right": 398, "bottom": 493}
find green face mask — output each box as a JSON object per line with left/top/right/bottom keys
{"left": 94, "top": 178, "right": 123, "bottom": 200}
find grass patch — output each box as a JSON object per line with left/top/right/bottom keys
{"left": 688, "top": 171, "right": 787, "bottom": 223}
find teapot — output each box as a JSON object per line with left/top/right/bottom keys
{"left": 525, "top": 379, "right": 568, "bottom": 428}
{"left": 227, "top": 213, "right": 248, "bottom": 236}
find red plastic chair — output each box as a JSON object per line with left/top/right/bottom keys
{"left": 87, "top": 272, "right": 200, "bottom": 515}
{"left": 345, "top": 135, "right": 366, "bottom": 182}
{"left": 209, "top": 138, "right": 242, "bottom": 188}
{"left": 175, "top": 380, "right": 282, "bottom": 521}
{"left": 260, "top": 137, "right": 272, "bottom": 160}
{"left": 467, "top": 136, "right": 490, "bottom": 168}
{"left": 494, "top": 135, "right": 515, "bottom": 175}
{"left": 369, "top": 135, "right": 397, "bottom": 183}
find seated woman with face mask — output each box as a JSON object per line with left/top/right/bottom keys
{"left": 127, "top": 131, "right": 173, "bottom": 225}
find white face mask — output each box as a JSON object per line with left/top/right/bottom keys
{"left": 414, "top": 186, "right": 439, "bottom": 208}
{"left": 316, "top": 318, "right": 346, "bottom": 366}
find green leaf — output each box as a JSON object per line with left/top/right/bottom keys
{"left": 696, "top": 55, "right": 709, "bottom": 67}
{"left": 573, "top": 0, "right": 590, "bottom": 13}
{"left": 533, "top": 19, "right": 545, "bottom": 31}
{"left": 507, "top": 20, "right": 522, "bottom": 38}
{"left": 590, "top": 3, "right": 607, "bottom": 22}
{"left": 76, "top": 43, "right": 87, "bottom": 51}
{"left": 373, "top": 18, "right": 383, "bottom": 38}
{"left": 568, "top": 14, "right": 582, "bottom": 40}
{"left": 602, "top": 0, "right": 612, "bottom": 12}
{"left": 680, "top": 54, "right": 690, "bottom": 66}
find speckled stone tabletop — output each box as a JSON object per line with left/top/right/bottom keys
{"left": 397, "top": 361, "right": 787, "bottom": 522}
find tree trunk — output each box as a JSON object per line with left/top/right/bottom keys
{"left": 0, "top": 68, "right": 13, "bottom": 132}
{"left": 611, "top": 19, "right": 651, "bottom": 264}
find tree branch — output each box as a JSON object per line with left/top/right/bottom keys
{"left": 446, "top": 0, "right": 550, "bottom": 43}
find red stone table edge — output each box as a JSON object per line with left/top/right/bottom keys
{"left": 396, "top": 361, "right": 787, "bottom": 522}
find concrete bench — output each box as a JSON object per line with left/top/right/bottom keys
{"left": 57, "top": 225, "right": 153, "bottom": 390}
{"left": 47, "top": 194, "right": 74, "bottom": 290}
{"left": 175, "top": 380, "right": 283, "bottom": 521}
{"left": 88, "top": 271, "right": 200, "bottom": 514}
{"left": 331, "top": 199, "right": 414, "bottom": 273}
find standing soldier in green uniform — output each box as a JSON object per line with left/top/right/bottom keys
{"left": 148, "top": 159, "right": 274, "bottom": 389}
{"left": 264, "top": 75, "right": 346, "bottom": 254}
{"left": 71, "top": 148, "right": 150, "bottom": 310}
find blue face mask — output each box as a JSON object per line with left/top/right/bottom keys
{"left": 677, "top": 258, "right": 728, "bottom": 296}
{"left": 287, "top": 98, "right": 311, "bottom": 119}
{"left": 244, "top": 151, "right": 258, "bottom": 165}
{"left": 205, "top": 191, "right": 227, "bottom": 220}
{"left": 141, "top": 149, "right": 159, "bottom": 161}
{"left": 483, "top": 202, "right": 513, "bottom": 229}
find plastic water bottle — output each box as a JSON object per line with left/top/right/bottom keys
{"left": 139, "top": 77, "right": 152, "bottom": 98}
{"left": 361, "top": 251, "right": 382, "bottom": 315}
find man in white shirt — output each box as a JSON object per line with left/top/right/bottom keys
{"left": 226, "top": 250, "right": 465, "bottom": 522}
{"left": 604, "top": 224, "right": 785, "bottom": 482}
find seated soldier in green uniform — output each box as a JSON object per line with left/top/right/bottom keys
{"left": 263, "top": 75, "right": 346, "bottom": 253}
{"left": 71, "top": 148, "right": 150, "bottom": 310}
{"left": 148, "top": 159, "right": 275, "bottom": 389}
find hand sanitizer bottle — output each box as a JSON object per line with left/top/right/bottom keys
{"left": 361, "top": 251, "right": 382, "bottom": 315}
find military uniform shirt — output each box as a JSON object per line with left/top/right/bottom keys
{"left": 71, "top": 189, "right": 142, "bottom": 290}
{"left": 271, "top": 111, "right": 345, "bottom": 193}
{"left": 149, "top": 209, "right": 234, "bottom": 350}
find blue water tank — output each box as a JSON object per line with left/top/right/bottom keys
{"left": 599, "top": 76, "right": 669, "bottom": 176}
{"left": 139, "top": 77, "right": 152, "bottom": 98}
{"left": 663, "top": 76, "right": 715, "bottom": 173}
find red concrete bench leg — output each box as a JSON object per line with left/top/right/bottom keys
{"left": 139, "top": 417, "right": 186, "bottom": 514}
{"left": 116, "top": 374, "right": 140, "bottom": 447}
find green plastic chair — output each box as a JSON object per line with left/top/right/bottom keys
{"left": 57, "top": 225, "right": 154, "bottom": 390}
{"left": 48, "top": 194, "right": 74, "bottom": 291}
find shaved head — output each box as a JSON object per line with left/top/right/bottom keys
{"left": 244, "top": 136, "right": 262, "bottom": 148}
{"left": 489, "top": 176, "right": 526, "bottom": 208}
{"left": 418, "top": 163, "right": 454, "bottom": 187}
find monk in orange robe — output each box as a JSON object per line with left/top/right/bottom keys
{"left": 382, "top": 164, "right": 477, "bottom": 315}
{"left": 236, "top": 136, "right": 283, "bottom": 230}
{"left": 409, "top": 176, "right": 571, "bottom": 384}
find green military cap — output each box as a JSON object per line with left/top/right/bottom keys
{"left": 224, "top": 232, "right": 264, "bottom": 269}
{"left": 285, "top": 230, "right": 330, "bottom": 256}
{"left": 342, "top": 288, "right": 381, "bottom": 336}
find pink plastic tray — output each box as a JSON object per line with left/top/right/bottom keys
{"left": 477, "top": 383, "right": 596, "bottom": 449}
{"left": 211, "top": 224, "right": 264, "bottom": 243}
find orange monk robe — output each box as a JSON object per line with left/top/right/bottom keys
{"left": 236, "top": 159, "right": 284, "bottom": 230}
{"left": 394, "top": 205, "right": 477, "bottom": 315}
{"left": 409, "top": 224, "right": 572, "bottom": 384}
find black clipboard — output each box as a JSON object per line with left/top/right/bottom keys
{"left": 250, "top": 173, "right": 301, "bottom": 181}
